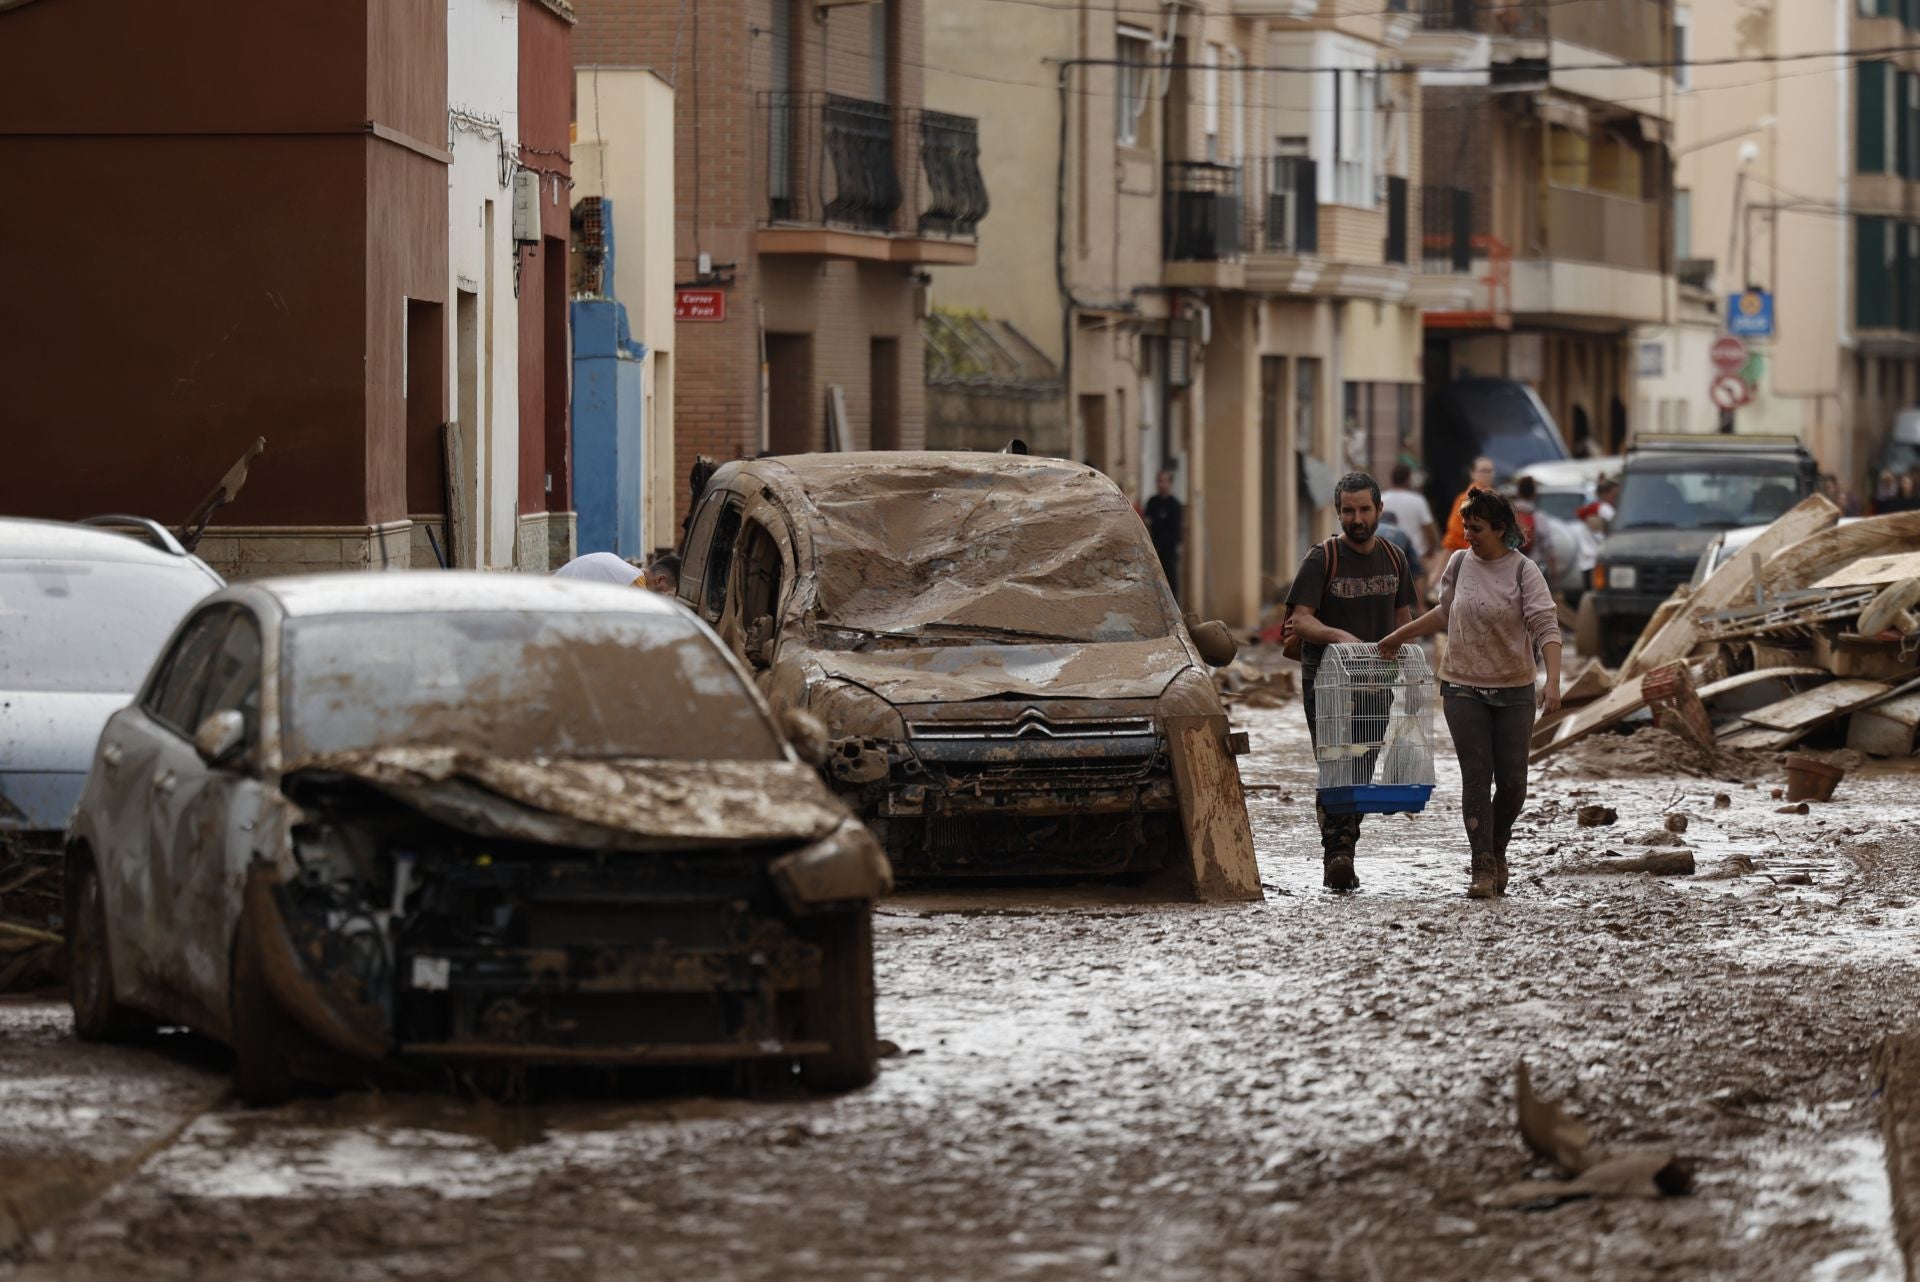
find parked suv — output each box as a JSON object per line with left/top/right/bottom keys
{"left": 1589, "top": 434, "right": 1816, "bottom": 663}
{"left": 676, "top": 452, "right": 1255, "bottom": 896}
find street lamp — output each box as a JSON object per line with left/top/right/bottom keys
{"left": 1677, "top": 116, "right": 1776, "bottom": 159}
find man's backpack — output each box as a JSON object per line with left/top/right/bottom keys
{"left": 1280, "top": 537, "right": 1338, "bottom": 662}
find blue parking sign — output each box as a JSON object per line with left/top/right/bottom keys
{"left": 1727, "top": 289, "right": 1774, "bottom": 339}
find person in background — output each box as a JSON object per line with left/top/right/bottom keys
{"left": 646, "top": 553, "right": 681, "bottom": 596}
{"left": 1381, "top": 463, "right": 1439, "bottom": 587}
{"left": 1378, "top": 488, "right": 1561, "bottom": 900}
{"left": 1591, "top": 477, "right": 1620, "bottom": 527}
{"left": 1875, "top": 469, "right": 1900, "bottom": 513}
{"left": 1376, "top": 511, "right": 1424, "bottom": 589}
{"left": 552, "top": 552, "right": 645, "bottom": 586}
{"left": 1284, "top": 472, "right": 1419, "bottom": 892}
{"left": 1143, "top": 469, "right": 1185, "bottom": 599}
{"left": 1511, "top": 475, "right": 1540, "bottom": 555}
{"left": 1443, "top": 456, "right": 1497, "bottom": 551}
{"left": 1897, "top": 472, "right": 1920, "bottom": 513}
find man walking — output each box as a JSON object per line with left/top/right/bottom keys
{"left": 1144, "top": 469, "right": 1185, "bottom": 598}
{"left": 1285, "top": 472, "right": 1419, "bottom": 890}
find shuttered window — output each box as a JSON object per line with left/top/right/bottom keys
{"left": 1859, "top": 216, "right": 1895, "bottom": 329}
{"left": 1860, "top": 61, "right": 1890, "bottom": 173}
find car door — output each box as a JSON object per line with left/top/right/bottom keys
{"left": 93, "top": 605, "right": 230, "bottom": 1003}
{"left": 154, "top": 607, "right": 267, "bottom": 1027}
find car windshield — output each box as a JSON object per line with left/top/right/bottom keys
{"left": 795, "top": 459, "right": 1178, "bottom": 646}
{"left": 283, "top": 611, "right": 784, "bottom": 762}
{"left": 1535, "top": 491, "right": 1584, "bottom": 522}
{"left": 0, "top": 559, "right": 211, "bottom": 694}
{"left": 1615, "top": 464, "right": 1806, "bottom": 531}
{"left": 1445, "top": 383, "right": 1567, "bottom": 475}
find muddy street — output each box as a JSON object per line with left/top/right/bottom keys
{"left": 4, "top": 702, "right": 1917, "bottom": 1282}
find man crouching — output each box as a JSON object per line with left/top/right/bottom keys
{"left": 1284, "top": 472, "right": 1418, "bottom": 890}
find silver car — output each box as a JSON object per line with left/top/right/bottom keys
{"left": 1, "top": 518, "right": 222, "bottom": 980}
{"left": 65, "top": 572, "right": 891, "bottom": 1103}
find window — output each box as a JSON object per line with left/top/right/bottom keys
{"left": 703, "top": 501, "right": 744, "bottom": 621}
{"left": 1116, "top": 27, "right": 1150, "bottom": 147}
{"left": 194, "top": 612, "right": 262, "bottom": 752}
{"left": 1227, "top": 47, "right": 1245, "bottom": 169}
{"left": 1860, "top": 61, "right": 1891, "bottom": 173}
{"left": 1334, "top": 68, "right": 1378, "bottom": 208}
{"left": 1673, "top": 7, "right": 1692, "bottom": 91}
{"left": 1674, "top": 188, "right": 1692, "bottom": 261}
{"left": 146, "top": 608, "right": 232, "bottom": 736}
{"left": 869, "top": 0, "right": 890, "bottom": 103}
{"left": 1859, "top": 216, "right": 1895, "bottom": 329}
{"left": 1203, "top": 44, "right": 1221, "bottom": 162}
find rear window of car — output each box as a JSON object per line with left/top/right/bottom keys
{"left": 282, "top": 610, "right": 785, "bottom": 763}
{"left": 0, "top": 560, "right": 213, "bottom": 694}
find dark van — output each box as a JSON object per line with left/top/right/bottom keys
{"left": 1423, "top": 377, "right": 1569, "bottom": 514}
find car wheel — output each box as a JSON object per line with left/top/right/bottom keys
{"left": 68, "top": 854, "right": 143, "bottom": 1043}
{"left": 230, "top": 922, "right": 296, "bottom": 1107}
{"left": 797, "top": 908, "right": 878, "bottom": 1093}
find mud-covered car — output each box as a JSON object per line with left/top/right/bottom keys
{"left": 64, "top": 573, "right": 891, "bottom": 1103}
{"left": 677, "top": 452, "right": 1258, "bottom": 898}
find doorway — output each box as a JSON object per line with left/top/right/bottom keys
{"left": 869, "top": 337, "right": 900, "bottom": 449}
{"left": 455, "top": 288, "right": 480, "bottom": 567}
{"left": 766, "top": 332, "right": 812, "bottom": 453}
{"left": 404, "top": 298, "right": 445, "bottom": 527}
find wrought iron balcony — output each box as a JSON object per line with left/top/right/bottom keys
{"left": 758, "top": 93, "right": 988, "bottom": 250}
{"left": 1164, "top": 162, "right": 1243, "bottom": 262}
{"left": 1418, "top": 0, "right": 1546, "bottom": 37}
{"left": 1420, "top": 184, "right": 1472, "bottom": 273}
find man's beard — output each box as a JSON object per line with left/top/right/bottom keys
{"left": 1342, "top": 518, "right": 1377, "bottom": 543}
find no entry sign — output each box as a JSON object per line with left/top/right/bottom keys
{"left": 675, "top": 289, "right": 726, "bottom": 322}
{"left": 1710, "top": 374, "right": 1751, "bottom": 411}
{"left": 1710, "top": 335, "right": 1748, "bottom": 375}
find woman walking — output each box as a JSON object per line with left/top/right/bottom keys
{"left": 1378, "top": 489, "right": 1561, "bottom": 899}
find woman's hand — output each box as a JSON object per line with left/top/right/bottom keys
{"left": 1539, "top": 683, "right": 1562, "bottom": 715}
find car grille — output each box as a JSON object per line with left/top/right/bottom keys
{"left": 907, "top": 711, "right": 1156, "bottom": 742}
{"left": 1627, "top": 560, "right": 1693, "bottom": 598}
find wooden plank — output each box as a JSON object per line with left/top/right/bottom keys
{"left": 1617, "top": 595, "right": 1688, "bottom": 680}
{"left": 1696, "top": 667, "right": 1829, "bottom": 703}
{"left": 1720, "top": 724, "right": 1799, "bottom": 751}
{"left": 1165, "top": 715, "right": 1263, "bottom": 903}
{"left": 1560, "top": 658, "right": 1615, "bottom": 705}
{"left": 1813, "top": 553, "right": 1920, "bottom": 592}
{"left": 1740, "top": 679, "right": 1892, "bottom": 731}
{"left": 1530, "top": 672, "right": 1653, "bottom": 762}
{"left": 1617, "top": 495, "right": 1839, "bottom": 683}
{"left": 1758, "top": 510, "right": 1920, "bottom": 597}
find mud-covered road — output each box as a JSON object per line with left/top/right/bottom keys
{"left": 5, "top": 703, "right": 1918, "bottom": 1282}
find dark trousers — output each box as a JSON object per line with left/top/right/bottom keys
{"left": 1441, "top": 691, "right": 1535, "bottom": 859}
{"left": 1303, "top": 670, "right": 1363, "bottom": 860}
{"left": 1155, "top": 541, "right": 1181, "bottom": 597}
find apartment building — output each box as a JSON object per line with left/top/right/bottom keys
{"left": 573, "top": 0, "right": 988, "bottom": 517}
{"left": 1669, "top": 0, "right": 1920, "bottom": 490}
{"left": 1414, "top": 0, "right": 1679, "bottom": 459}
{"left": 930, "top": 2, "right": 1467, "bottom": 625}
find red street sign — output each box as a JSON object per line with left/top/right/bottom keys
{"left": 1710, "top": 335, "right": 1748, "bottom": 374}
{"left": 675, "top": 289, "right": 726, "bottom": 322}
{"left": 1710, "top": 374, "right": 1751, "bottom": 411}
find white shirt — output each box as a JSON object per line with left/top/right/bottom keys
{"left": 1381, "top": 488, "right": 1437, "bottom": 557}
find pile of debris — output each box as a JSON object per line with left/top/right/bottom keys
{"left": 1214, "top": 641, "right": 1299, "bottom": 708}
{"left": 0, "top": 834, "right": 63, "bottom": 990}
{"left": 1536, "top": 498, "right": 1920, "bottom": 766}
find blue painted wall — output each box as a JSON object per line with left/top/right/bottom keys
{"left": 570, "top": 198, "right": 648, "bottom": 557}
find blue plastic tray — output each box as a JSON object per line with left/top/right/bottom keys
{"left": 1316, "top": 784, "right": 1433, "bottom": 815}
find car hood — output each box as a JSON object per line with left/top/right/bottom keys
{"left": 1600, "top": 527, "right": 1725, "bottom": 563}
{"left": 808, "top": 636, "right": 1193, "bottom": 704}
{"left": 0, "top": 690, "right": 128, "bottom": 773}
{"left": 287, "top": 747, "right": 848, "bottom": 849}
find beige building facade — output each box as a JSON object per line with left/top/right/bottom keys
{"left": 1672, "top": 0, "right": 1920, "bottom": 492}
{"left": 929, "top": 2, "right": 1461, "bottom": 627}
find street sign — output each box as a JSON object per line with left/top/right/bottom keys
{"left": 1727, "top": 289, "right": 1775, "bottom": 339}
{"left": 1710, "top": 374, "right": 1751, "bottom": 411}
{"left": 1710, "top": 335, "right": 1748, "bottom": 374}
{"left": 675, "top": 289, "right": 726, "bottom": 322}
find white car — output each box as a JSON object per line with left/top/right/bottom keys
{"left": 65, "top": 572, "right": 890, "bottom": 1102}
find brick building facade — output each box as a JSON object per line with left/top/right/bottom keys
{"left": 573, "top": 0, "right": 984, "bottom": 524}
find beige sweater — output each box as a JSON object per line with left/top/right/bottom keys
{"left": 1436, "top": 550, "right": 1560, "bottom": 688}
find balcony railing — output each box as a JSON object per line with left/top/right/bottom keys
{"left": 759, "top": 92, "right": 989, "bottom": 241}
{"left": 1418, "top": 0, "right": 1546, "bottom": 37}
{"left": 914, "top": 109, "right": 989, "bottom": 238}
{"left": 1531, "top": 184, "right": 1663, "bottom": 272}
{"left": 1254, "top": 156, "right": 1318, "bottom": 255}
{"left": 1421, "top": 184, "right": 1472, "bottom": 272}
{"left": 1165, "top": 162, "right": 1243, "bottom": 262}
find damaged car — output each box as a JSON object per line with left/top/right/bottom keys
{"left": 677, "top": 452, "right": 1258, "bottom": 899}
{"left": 64, "top": 573, "right": 891, "bottom": 1103}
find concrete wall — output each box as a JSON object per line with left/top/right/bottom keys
{"left": 0, "top": 0, "right": 446, "bottom": 560}
{"left": 573, "top": 67, "right": 678, "bottom": 552}
{"left": 447, "top": 0, "right": 521, "bottom": 569}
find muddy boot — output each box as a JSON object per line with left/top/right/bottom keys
{"left": 1467, "top": 850, "right": 1497, "bottom": 900}
{"left": 1493, "top": 851, "right": 1511, "bottom": 896}
{"left": 1323, "top": 854, "right": 1358, "bottom": 891}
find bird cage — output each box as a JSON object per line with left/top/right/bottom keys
{"left": 1312, "top": 642, "right": 1436, "bottom": 815}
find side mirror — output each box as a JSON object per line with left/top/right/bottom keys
{"left": 1190, "top": 619, "right": 1239, "bottom": 668}
{"left": 780, "top": 707, "right": 831, "bottom": 768}
{"left": 193, "top": 709, "right": 247, "bottom": 768}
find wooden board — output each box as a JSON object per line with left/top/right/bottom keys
{"left": 1814, "top": 553, "right": 1920, "bottom": 592}
{"left": 1560, "top": 658, "right": 1615, "bottom": 706}
{"left": 1739, "top": 679, "right": 1892, "bottom": 731}
{"left": 1618, "top": 495, "right": 1840, "bottom": 683}
{"left": 1720, "top": 724, "right": 1800, "bottom": 751}
{"left": 1861, "top": 577, "right": 1920, "bottom": 636}
{"left": 1696, "top": 667, "right": 1829, "bottom": 702}
{"left": 1166, "top": 715, "right": 1263, "bottom": 903}
{"left": 1758, "top": 510, "right": 1920, "bottom": 597}
{"left": 1530, "top": 672, "right": 1652, "bottom": 761}
{"left": 1617, "top": 595, "right": 1688, "bottom": 680}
